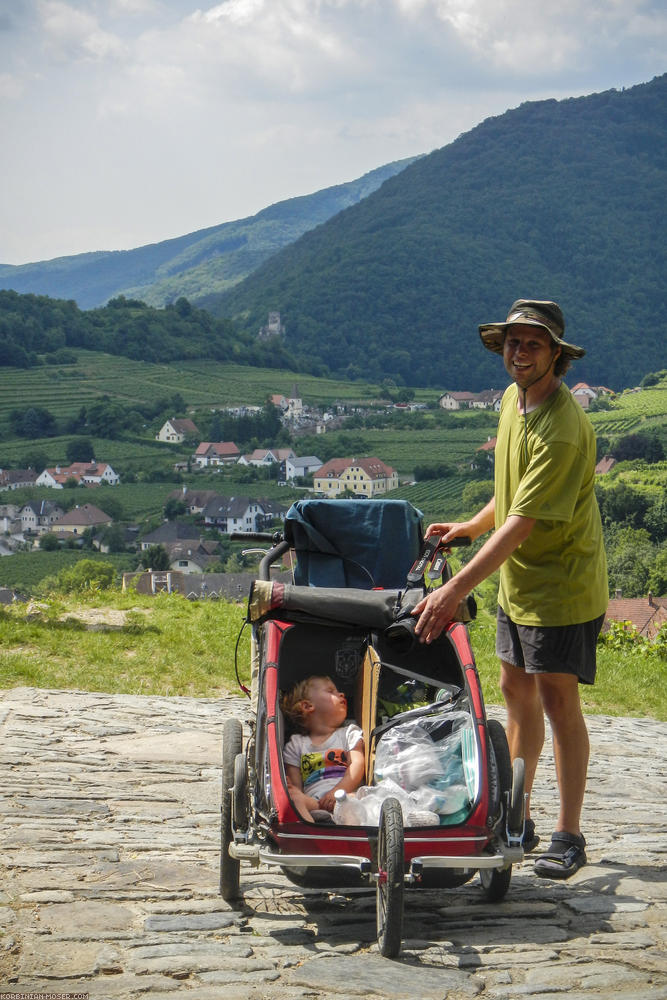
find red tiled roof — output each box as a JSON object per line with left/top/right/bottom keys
{"left": 605, "top": 595, "right": 667, "bottom": 639}
{"left": 316, "top": 457, "right": 394, "bottom": 479}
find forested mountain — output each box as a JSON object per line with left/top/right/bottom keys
{"left": 0, "top": 159, "right": 417, "bottom": 310}
{"left": 211, "top": 75, "right": 667, "bottom": 391}
{"left": 0, "top": 291, "right": 293, "bottom": 370}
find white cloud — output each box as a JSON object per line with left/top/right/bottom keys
{"left": 0, "top": 72, "right": 24, "bottom": 99}
{"left": 38, "top": 1, "right": 126, "bottom": 61}
{"left": 0, "top": 0, "right": 664, "bottom": 262}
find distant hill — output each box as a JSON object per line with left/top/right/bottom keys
{"left": 210, "top": 75, "right": 667, "bottom": 392}
{"left": 0, "top": 159, "right": 418, "bottom": 310}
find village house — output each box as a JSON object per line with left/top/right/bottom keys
{"left": 202, "top": 496, "right": 286, "bottom": 533}
{"left": 283, "top": 455, "right": 323, "bottom": 482}
{"left": 313, "top": 457, "right": 398, "bottom": 498}
{"left": 140, "top": 521, "right": 202, "bottom": 551}
{"left": 19, "top": 500, "right": 65, "bottom": 535}
{"left": 0, "top": 503, "right": 22, "bottom": 535}
{"left": 193, "top": 442, "right": 240, "bottom": 468}
{"left": 166, "top": 540, "right": 221, "bottom": 575}
{"left": 0, "top": 468, "right": 38, "bottom": 491}
{"left": 237, "top": 447, "right": 296, "bottom": 468}
{"left": 475, "top": 436, "right": 497, "bottom": 468}
{"left": 36, "top": 461, "right": 120, "bottom": 489}
{"left": 156, "top": 418, "right": 200, "bottom": 444}
{"left": 50, "top": 504, "right": 113, "bottom": 536}
{"left": 167, "top": 487, "right": 220, "bottom": 517}
{"left": 439, "top": 390, "right": 502, "bottom": 411}
{"left": 605, "top": 592, "right": 667, "bottom": 640}
{"left": 570, "top": 382, "right": 615, "bottom": 410}
{"left": 270, "top": 388, "right": 303, "bottom": 421}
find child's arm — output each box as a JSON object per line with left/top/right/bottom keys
{"left": 284, "top": 763, "right": 304, "bottom": 794}
{"left": 285, "top": 763, "right": 320, "bottom": 819}
{"left": 317, "top": 739, "right": 365, "bottom": 812}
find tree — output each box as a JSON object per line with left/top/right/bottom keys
{"left": 98, "top": 524, "right": 126, "bottom": 553}
{"left": 224, "top": 553, "right": 244, "bottom": 573}
{"left": 139, "top": 545, "right": 170, "bottom": 570}
{"left": 86, "top": 399, "right": 125, "bottom": 439}
{"left": 645, "top": 496, "right": 667, "bottom": 544}
{"left": 37, "top": 559, "right": 116, "bottom": 595}
{"left": 612, "top": 432, "right": 664, "bottom": 463}
{"left": 604, "top": 525, "right": 655, "bottom": 598}
{"left": 9, "top": 406, "right": 57, "bottom": 438}
{"left": 597, "top": 482, "right": 648, "bottom": 528}
{"left": 647, "top": 545, "right": 667, "bottom": 596}
{"left": 20, "top": 449, "right": 48, "bottom": 473}
{"left": 462, "top": 480, "right": 495, "bottom": 510}
{"left": 414, "top": 462, "right": 456, "bottom": 481}
{"left": 66, "top": 437, "right": 95, "bottom": 464}
{"left": 164, "top": 498, "right": 187, "bottom": 520}
{"left": 39, "top": 533, "right": 60, "bottom": 551}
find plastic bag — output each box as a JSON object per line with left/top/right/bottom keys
{"left": 333, "top": 780, "right": 439, "bottom": 827}
{"left": 374, "top": 710, "right": 470, "bottom": 791}
{"left": 372, "top": 708, "right": 474, "bottom": 823}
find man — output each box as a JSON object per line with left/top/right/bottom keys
{"left": 413, "top": 299, "right": 607, "bottom": 879}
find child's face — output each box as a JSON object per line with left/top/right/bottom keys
{"left": 304, "top": 677, "right": 348, "bottom": 728}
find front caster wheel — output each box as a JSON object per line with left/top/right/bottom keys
{"left": 220, "top": 718, "right": 242, "bottom": 900}
{"left": 376, "top": 797, "right": 404, "bottom": 959}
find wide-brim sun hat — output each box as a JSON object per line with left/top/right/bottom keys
{"left": 478, "top": 299, "right": 585, "bottom": 359}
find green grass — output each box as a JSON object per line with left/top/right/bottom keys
{"left": 0, "top": 590, "right": 251, "bottom": 697}
{"left": 0, "top": 589, "right": 664, "bottom": 720}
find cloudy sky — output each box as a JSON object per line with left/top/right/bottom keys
{"left": 1, "top": 0, "right": 664, "bottom": 264}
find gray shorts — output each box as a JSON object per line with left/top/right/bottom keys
{"left": 495, "top": 606, "right": 605, "bottom": 685}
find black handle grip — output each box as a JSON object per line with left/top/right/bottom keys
{"left": 229, "top": 530, "right": 283, "bottom": 544}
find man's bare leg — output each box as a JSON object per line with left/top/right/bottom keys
{"left": 536, "top": 672, "right": 589, "bottom": 836}
{"left": 499, "top": 660, "right": 545, "bottom": 817}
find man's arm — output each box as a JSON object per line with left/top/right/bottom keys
{"left": 413, "top": 513, "right": 536, "bottom": 644}
{"left": 426, "top": 496, "right": 496, "bottom": 544}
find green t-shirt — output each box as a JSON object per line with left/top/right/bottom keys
{"left": 494, "top": 382, "right": 608, "bottom": 626}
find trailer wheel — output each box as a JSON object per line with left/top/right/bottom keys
{"left": 509, "top": 756, "right": 526, "bottom": 838}
{"left": 220, "top": 718, "right": 242, "bottom": 900}
{"left": 376, "top": 797, "right": 404, "bottom": 959}
{"left": 481, "top": 720, "right": 513, "bottom": 902}
{"left": 233, "top": 752, "right": 248, "bottom": 831}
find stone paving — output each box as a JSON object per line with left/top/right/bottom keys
{"left": 0, "top": 685, "right": 665, "bottom": 1000}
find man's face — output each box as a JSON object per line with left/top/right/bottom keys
{"left": 503, "top": 324, "right": 560, "bottom": 388}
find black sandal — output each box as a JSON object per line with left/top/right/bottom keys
{"left": 522, "top": 818, "right": 540, "bottom": 852}
{"left": 534, "top": 831, "right": 586, "bottom": 879}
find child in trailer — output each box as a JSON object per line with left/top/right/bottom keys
{"left": 281, "top": 675, "right": 365, "bottom": 822}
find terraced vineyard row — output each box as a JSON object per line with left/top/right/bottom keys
{"left": 361, "top": 427, "right": 492, "bottom": 474}
{"left": 0, "top": 351, "right": 412, "bottom": 430}
{"left": 589, "top": 385, "right": 667, "bottom": 437}
{"left": 388, "top": 476, "right": 470, "bottom": 521}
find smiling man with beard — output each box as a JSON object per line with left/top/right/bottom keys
{"left": 413, "top": 299, "right": 608, "bottom": 880}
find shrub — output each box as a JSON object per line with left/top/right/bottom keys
{"left": 37, "top": 559, "right": 116, "bottom": 595}
{"left": 39, "top": 533, "right": 60, "bottom": 551}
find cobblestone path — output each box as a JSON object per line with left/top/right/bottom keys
{"left": 1, "top": 687, "right": 665, "bottom": 1000}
